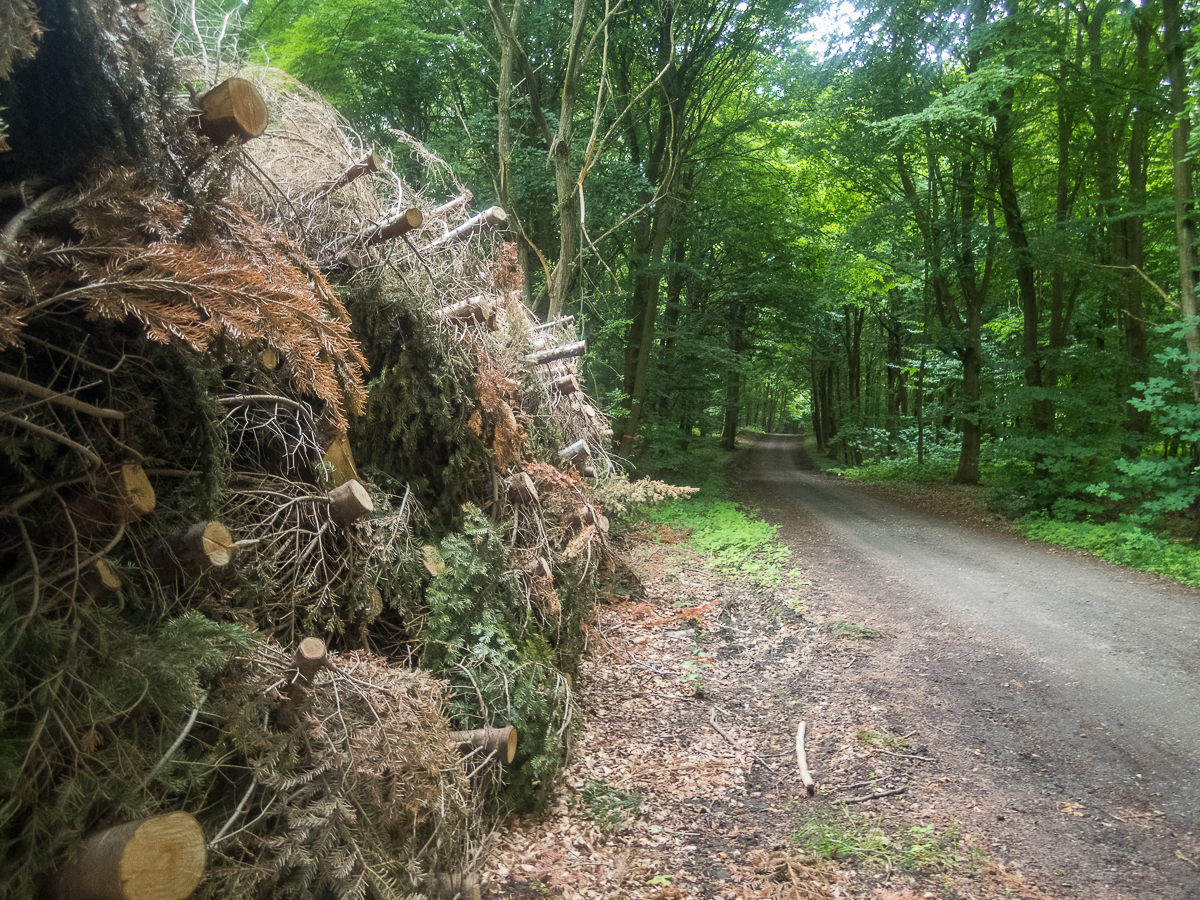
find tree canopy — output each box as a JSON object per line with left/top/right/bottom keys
{"left": 245, "top": 0, "right": 1200, "bottom": 537}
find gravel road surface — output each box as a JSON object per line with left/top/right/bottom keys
{"left": 736, "top": 432, "right": 1200, "bottom": 898}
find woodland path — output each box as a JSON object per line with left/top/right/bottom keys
{"left": 733, "top": 432, "right": 1200, "bottom": 897}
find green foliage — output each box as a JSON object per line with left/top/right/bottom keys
{"left": 793, "top": 810, "right": 967, "bottom": 875}
{"left": 0, "top": 597, "right": 257, "bottom": 899}
{"left": 572, "top": 780, "right": 643, "bottom": 833}
{"left": 418, "top": 505, "right": 579, "bottom": 813}
{"left": 648, "top": 497, "right": 788, "bottom": 588}
{"left": 1016, "top": 516, "right": 1200, "bottom": 587}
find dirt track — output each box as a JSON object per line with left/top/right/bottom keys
{"left": 734, "top": 432, "right": 1200, "bottom": 898}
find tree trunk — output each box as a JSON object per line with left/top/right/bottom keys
{"left": 994, "top": 27, "right": 1050, "bottom": 435}
{"left": 1164, "top": 0, "right": 1200, "bottom": 400}
{"left": 152, "top": 521, "right": 234, "bottom": 580}
{"left": 721, "top": 300, "right": 744, "bottom": 451}
{"left": 1120, "top": 8, "right": 1153, "bottom": 448}
{"left": 55, "top": 812, "right": 206, "bottom": 900}
{"left": 195, "top": 78, "right": 268, "bottom": 146}
{"left": 278, "top": 637, "right": 327, "bottom": 727}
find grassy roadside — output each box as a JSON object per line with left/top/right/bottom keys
{"left": 814, "top": 441, "right": 1200, "bottom": 588}
{"left": 632, "top": 435, "right": 790, "bottom": 589}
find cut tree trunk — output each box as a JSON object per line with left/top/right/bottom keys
{"left": 112, "top": 463, "right": 155, "bottom": 524}
{"left": 278, "top": 637, "right": 327, "bottom": 728}
{"left": 68, "top": 464, "right": 155, "bottom": 536}
{"left": 559, "top": 439, "right": 589, "bottom": 468}
{"left": 432, "top": 295, "right": 496, "bottom": 326}
{"left": 328, "top": 479, "right": 373, "bottom": 527}
{"left": 195, "top": 78, "right": 268, "bottom": 146}
{"left": 448, "top": 725, "right": 518, "bottom": 763}
{"left": 529, "top": 341, "right": 586, "bottom": 366}
{"left": 425, "top": 207, "right": 507, "bottom": 252}
{"left": 365, "top": 208, "right": 424, "bottom": 247}
{"left": 506, "top": 472, "right": 539, "bottom": 505}
{"left": 83, "top": 559, "right": 122, "bottom": 602}
{"left": 550, "top": 374, "right": 579, "bottom": 396}
{"left": 54, "top": 812, "right": 206, "bottom": 900}
{"left": 152, "top": 522, "right": 234, "bottom": 580}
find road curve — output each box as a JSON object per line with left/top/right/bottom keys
{"left": 734, "top": 432, "right": 1200, "bottom": 894}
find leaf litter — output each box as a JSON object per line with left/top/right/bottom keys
{"left": 480, "top": 526, "right": 1061, "bottom": 900}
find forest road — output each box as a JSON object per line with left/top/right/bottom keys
{"left": 732, "top": 432, "right": 1200, "bottom": 897}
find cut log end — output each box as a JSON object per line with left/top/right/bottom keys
{"left": 279, "top": 637, "right": 328, "bottom": 728}
{"left": 56, "top": 812, "right": 206, "bottom": 900}
{"left": 506, "top": 472, "right": 539, "bottom": 505}
{"left": 197, "top": 77, "right": 268, "bottom": 146}
{"left": 551, "top": 374, "right": 579, "bottom": 397}
{"left": 114, "top": 462, "right": 155, "bottom": 524}
{"left": 153, "top": 521, "right": 234, "bottom": 580}
{"left": 328, "top": 479, "right": 373, "bottom": 527}
{"left": 84, "top": 559, "right": 122, "bottom": 601}
{"left": 449, "top": 725, "right": 518, "bottom": 764}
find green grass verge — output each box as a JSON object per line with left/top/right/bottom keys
{"left": 638, "top": 435, "right": 791, "bottom": 589}
{"left": 1016, "top": 516, "right": 1200, "bottom": 587}
{"left": 793, "top": 810, "right": 974, "bottom": 876}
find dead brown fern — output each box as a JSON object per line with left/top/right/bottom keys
{"left": 0, "top": 170, "right": 367, "bottom": 430}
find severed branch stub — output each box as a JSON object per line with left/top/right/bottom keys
{"left": 529, "top": 340, "right": 586, "bottom": 366}
{"left": 152, "top": 521, "right": 234, "bottom": 580}
{"left": 506, "top": 472, "right": 539, "bottom": 505}
{"left": 424, "top": 206, "right": 507, "bottom": 252}
{"left": 448, "top": 725, "right": 518, "bottom": 764}
{"left": 313, "top": 149, "right": 380, "bottom": 199}
{"left": 54, "top": 811, "right": 206, "bottom": 900}
{"left": 278, "top": 637, "right": 328, "bottom": 728}
{"left": 558, "top": 439, "right": 589, "bottom": 470}
{"left": 327, "top": 478, "right": 373, "bottom": 527}
{"left": 430, "top": 191, "right": 473, "bottom": 219}
{"left": 796, "top": 721, "right": 816, "bottom": 795}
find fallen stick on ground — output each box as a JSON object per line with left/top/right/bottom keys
{"left": 709, "top": 707, "right": 775, "bottom": 773}
{"left": 842, "top": 785, "right": 907, "bottom": 804}
{"left": 873, "top": 748, "right": 937, "bottom": 762}
{"left": 796, "top": 721, "right": 816, "bottom": 795}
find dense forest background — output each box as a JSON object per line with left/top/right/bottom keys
{"left": 220, "top": 0, "right": 1200, "bottom": 536}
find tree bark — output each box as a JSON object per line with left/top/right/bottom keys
{"left": 328, "top": 479, "right": 373, "bottom": 527}
{"left": 278, "top": 637, "right": 327, "bottom": 728}
{"left": 153, "top": 522, "right": 234, "bottom": 580}
{"left": 425, "top": 207, "right": 507, "bottom": 252}
{"left": 1164, "top": 0, "right": 1200, "bottom": 400}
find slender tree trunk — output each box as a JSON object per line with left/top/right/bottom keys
{"left": 1120, "top": 8, "right": 1153, "bottom": 447}
{"left": 494, "top": 0, "right": 528, "bottom": 306}
{"left": 994, "top": 26, "right": 1050, "bottom": 435}
{"left": 916, "top": 350, "right": 927, "bottom": 465}
{"left": 1164, "top": 0, "right": 1200, "bottom": 400}
{"left": 721, "top": 300, "right": 744, "bottom": 450}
